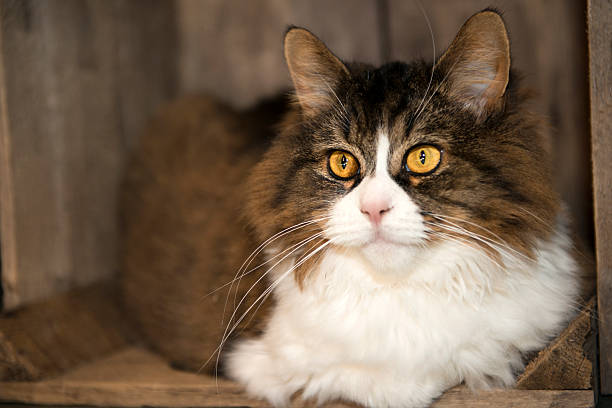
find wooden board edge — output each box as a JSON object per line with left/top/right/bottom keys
{"left": 516, "top": 298, "right": 594, "bottom": 389}
{"left": 588, "top": 0, "right": 612, "bottom": 396}
{"left": 0, "top": 382, "right": 594, "bottom": 408}
{"left": 0, "top": 0, "right": 20, "bottom": 311}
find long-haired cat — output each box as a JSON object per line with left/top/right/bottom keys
{"left": 122, "top": 10, "right": 588, "bottom": 408}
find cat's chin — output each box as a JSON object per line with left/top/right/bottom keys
{"left": 357, "top": 238, "right": 423, "bottom": 277}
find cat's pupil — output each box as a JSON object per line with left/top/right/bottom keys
{"left": 419, "top": 150, "right": 426, "bottom": 165}
{"left": 341, "top": 154, "right": 348, "bottom": 169}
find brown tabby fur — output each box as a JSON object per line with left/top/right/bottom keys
{"left": 121, "top": 96, "right": 286, "bottom": 372}
{"left": 122, "top": 10, "right": 593, "bottom": 374}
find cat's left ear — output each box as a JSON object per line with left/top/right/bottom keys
{"left": 284, "top": 27, "right": 350, "bottom": 117}
{"left": 435, "top": 10, "right": 510, "bottom": 120}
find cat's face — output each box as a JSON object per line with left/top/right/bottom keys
{"left": 246, "top": 12, "right": 559, "bottom": 282}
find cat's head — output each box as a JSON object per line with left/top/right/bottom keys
{"left": 246, "top": 10, "right": 559, "bottom": 284}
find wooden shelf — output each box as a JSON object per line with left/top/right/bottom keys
{"left": 0, "top": 347, "right": 594, "bottom": 408}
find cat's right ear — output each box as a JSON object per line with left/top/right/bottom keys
{"left": 284, "top": 27, "right": 350, "bottom": 117}
{"left": 435, "top": 10, "right": 510, "bottom": 121}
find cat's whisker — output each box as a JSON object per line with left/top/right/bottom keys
{"left": 426, "top": 213, "right": 512, "bottom": 248}
{"left": 424, "top": 231, "right": 498, "bottom": 298}
{"left": 412, "top": 0, "right": 436, "bottom": 124}
{"left": 242, "top": 237, "right": 328, "bottom": 331}
{"left": 205, "top": 234, "right": 322, "bottom": 383}
{"left": 221, "top": 216, "right": 332, "bottom": 323}
{"left": 428, "top": 221, "right": 527, "bottom": 266}
{"left": 211, "top": 239, "right": 334, "bottom": 385}
{"left": 202, "top": 229, "right": 326, "bottom": 303}
{"left": 426, "top": 221, "right": 519, "bottom": 267}
{"left": 230, "top": 216, "right": 332, "bottom": 284}
{"left": 308, "top": 72, "right": 350, "bottom": 127}
{"left": 209, "top": 232, "right": 330, "bottom": 379}
{"left": 514, "top": 206, "right": 593, "bottom": 269}
{"left": 424, "top": 214, "right": 535, "bottom": 264}
{"left": 223, "top": 239, "right": 334, "bottom": 345}
{"left": 224, "top": 230, "right": 327, "bottom": 335}
{"left": 412, "top": 58, "right": 460, "bottom": 125}
{"left": 237, "top": 231, "right": 326, "bottom": 281}
{"left": 229, "top": 223, "right": 329, "bottom": 314}
{"left": 427, "top": 230, "right": 506, "bottom": 271}
{"left": 429, "top": 225, "right": 592, "bottom": 318}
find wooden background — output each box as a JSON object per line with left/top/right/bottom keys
{"left": 588, "top": 0, "right": 612, "bottom": 396}
{"left": 0, "top": 0, "right": 592, "bottom": 311}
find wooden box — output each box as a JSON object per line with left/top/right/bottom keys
{"left": 0, "top": 1, "right": 608, "bottom": 407}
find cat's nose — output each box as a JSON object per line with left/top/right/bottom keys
{"left": 360, "top": 197, "right": 392, "bottom": 225}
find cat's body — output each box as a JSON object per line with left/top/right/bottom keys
{"left": 122, "top": 96, "right": 285, "bottom": 370}
{"left": 123, "top": 10, "right": 588, "bottom": 408}
{"left": 229, "top": 223, "right": 577, "bottom": 407}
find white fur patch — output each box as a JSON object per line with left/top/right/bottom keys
{"left": 375, "top": 131, "right": 390, "bottom": 176}
{"left": 226, "top": 132, "right": 580, "bottom": 407}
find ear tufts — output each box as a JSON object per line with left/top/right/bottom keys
{"left": 436, "top": 10, "right": 511, "bottom": 120}
{"left": 284, "top": 27, "right": 350, "bottom": 117}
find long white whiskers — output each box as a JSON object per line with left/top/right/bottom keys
{"left": 220, "top": 216, "right": 331, "bottom": 324}
{"left": 206, "top": 234, "right": 331, "bottom": 382}
{"left": 425, "top": 213, "right": 535, "bottom": 264}
{"left": 412, "top": 0, "right": 436, "bottom": 123}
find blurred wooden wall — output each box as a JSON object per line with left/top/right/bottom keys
{"left": 0, "top": 0, "right": 177, "bottom": 310}
{"left": 0, "top": 0, "right": 591, "bottom": 310}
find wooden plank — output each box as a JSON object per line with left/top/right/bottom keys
{"left": 0, "top": 347, "right": 594, "bottom": 408}
{"left": 112, "top": 0, "right": 178, "bottom": 150}
{"left": 387, "top": 0, "right": 592, "bottom": 246}
{"left": 433, "top": 388, "right": 592, "bottom": 408}
{"left": 0, "top": 1, "right": 18, "bottom": 310}
{"left": 176, "top": 0, "right": 381, "bottom": 109}
{"left": 516, "top": 299, "right": 593, "bottom": 390}
{"left": 0, "top": 281, "right": 136, "bottom": 381}
{"left": 588, "top": 0, "right": 612, "bottom": 396}
{"left": 0, "top": 0, "right": 177, "bottom": 310}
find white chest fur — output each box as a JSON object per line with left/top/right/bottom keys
{"left": 226, "top": 220, "right": 579, "bottom": 408}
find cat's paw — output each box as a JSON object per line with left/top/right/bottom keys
{"left": 301, "top": 365, "right": 440, "bottom": 408}
{"left": 226, "top": 338, "right": 305, "bottom": 407}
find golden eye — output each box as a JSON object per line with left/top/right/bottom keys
{"left": 405, "top": 145, "right": 442, "bottom": 175}
{"left": 328, "top": 150, "right": 359, "bottom": 179}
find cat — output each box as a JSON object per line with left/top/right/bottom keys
{"left": 122, "top": 9, "right": 591, "bottom": 408}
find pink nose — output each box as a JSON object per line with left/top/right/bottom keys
{"left": 360, "top": 196, "right": 392, "bottom": 225}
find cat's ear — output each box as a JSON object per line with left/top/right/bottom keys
{"left": 284, "top": 27, "right": 350, "bottom": 117}
{"left": 435, "top": 10, "right": 510, "bottom": 120}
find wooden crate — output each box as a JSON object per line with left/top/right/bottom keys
{"left": 0, "top": 0, "right": 608, "bottom": 406}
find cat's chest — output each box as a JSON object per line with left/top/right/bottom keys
{"left": 270, "top": 248, "right": 488, "bottom": 359}
{"left": 258, "top": 226, "right": 577, "bottom": 382}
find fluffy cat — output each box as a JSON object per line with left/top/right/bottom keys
{"left": 122, "top": 9, "right": 589, "bottom": 408}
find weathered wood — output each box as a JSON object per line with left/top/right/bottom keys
{"left": 0, "top": 0, "right": 177, "bottom": 310}
{"left": 0, "top": 347, "right": 594, "bottom": 408}
{"left": 0, "top": 4, "right": 17, "bottom": 310}
{"left": 176, "top": 0, "right": 381, "bottom": 109}
{"left": 433, "top": 388, "right": 592, "bottom": 408}
{"left": 0, "top": 281, "right": 136, "bottom": 381}
{"left": 517, "top": 299, "right": 593, "bottom": 390}
{"left": 387, "top": 0, "right": 592, "bottom": 245}
{"left": 588, "top": 0, "right": 612, "bottom": 396}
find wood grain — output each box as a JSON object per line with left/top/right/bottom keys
{"left": 0, "top": 347, "right": 594, "bottom": 408}
{"left": 0, "top": 3, "right": 17, "bottom": 310}
{"left": 588, "top": 0, "right": 612, "bottom": 396}
{"left": 516, "top": 299, "right": 593, "bottom": 390}
{"left": 176, "top": 0, "right": 381, "bottom": 109}
{"left": 0, "top": 0, "right": 177, "bottom": 310}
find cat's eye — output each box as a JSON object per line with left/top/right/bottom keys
{"left": 405, "top": 145, "right": 442, "bottom": 175}
{"left": 328, "top": 150, "right": 359, "bottom": 180}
